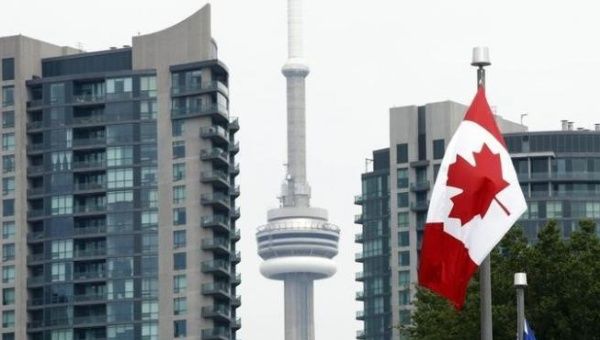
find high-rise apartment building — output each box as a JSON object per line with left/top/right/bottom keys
{"left": 355, "top": 101, "right": 525, "bottom": 340}
{"left": 0, "top": 5, "right": 240, "bottom": 340}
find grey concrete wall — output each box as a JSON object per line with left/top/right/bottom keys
{"left": 132, "top": 5, "right": 218, "bottom": 339}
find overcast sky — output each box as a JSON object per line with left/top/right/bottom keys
{"left": 4, "top": 0, "right": 600, "bottom": 339}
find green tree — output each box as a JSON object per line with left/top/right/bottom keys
{"left": 411, "top": 220, "right": 600, "bottom": 340}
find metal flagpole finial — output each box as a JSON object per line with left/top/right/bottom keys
{"left": 471, "top": 46, "right": 491, "bottom": 88}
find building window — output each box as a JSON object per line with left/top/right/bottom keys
{"left": 2, "top": 58, "right": 15, "bottom": 81}
{"left": 173, "top": 141, "right": 185, "bottom": 159}
{"left": 173, "top": 208, "right": 186, "bottom": 225}
{"left": 2, "top": 133, "right": 14, "bottom": 151}
{"left": 107, "top": 325, "right": 134, "bottom": 339}
{"left": 2, "top": 155, "right": 14, "bottom": 173}
{"left": 2, "top": 177, "right": 14, "bottom": 196}
{"left": 398, "top": 212, "right": 409, "bottom": 229}
{"left": 141, "top": 144, "right": 157, "bottom": 163}
{"left": 396, "top": 143, "right": 408, "bottom": 163}
{"left": 51, "top": 151, "right": 72, "bottom": 171}
{"left": 142, "top": 301, "right": 158, "bottom": 320}
{"left": 51, "top": 195, "right": 73, "bottom": 215}
{"left": 433, "top": 139, "right": 445, "bottom": 159}
{"left": 546, "top": 201, "right": 563, "bottom": 218}
{"left": 2, "top": 288, "right": 14, "bottom": 305}
{"left": 140, "top": 76, "right": 157, "bottom": 98}
{"left": 141, "top": 322, "right": 158, "bottom": 340}
{"left": 141, "top": 167, "right": 157, "bottom": 186}
{"left": 51, "top": 240, "right": 73, "bottom": 259}
{"left": 173, "top": 230, "right": 186, "bottom": 249}
{"left": 2, "top": 310, "right": 14, "bottom": 328}
{"left": 49, "top": 83, "right": 65, "bottom": 104}
{"left": 399, "top": 310, "right": 411, "bottom": 325}
{"left": 106, "top": 78, "right": 133, "bottom": 98}
{"left": 107, "top": 146, "right": 134, "bottom": 166}
{"left": 399, "top": 251, "right": 410, "bottom": 266}
{"left": 397, "top": 193, "right": 408, "bottom": 208}
{"left": 173, "top": 253, "right": 186, "bottom": 270}
{"left": 174, "top": 320, "right": 187, "bottom": 338}
{"left": 141, "top": 211, "right": 158, "bottom": 230}
{"left": 173, "top": 297, "right": 187, "bottom": 315}
{"left": 173, "top": 186, "right": 186, "bottom": 205}
{"left": 2, "top": 111, "right": 14, "bottom": 128}
{"left": 140, "top": 99, "right": 157, "bottom": 120}
{"left": 2, "top": 266, "right": 15, "bottom": 283}
{"left": 107, "top": 169, "right": 134, "bottom": 188}
{"left": 173, "top": 163, "right": 185, "bottom": 181}
{"left": 2, "top": 222, "right": 15, "bottom": 240}
{"left": 2, "top": 333, "right": 14, "bottom": 340}
{"left": 141, "top": 189, "right": 158, "bottom": 209}
{"left": 2, "top": 199, "right": 13, "bottom": 217}
{"left": 399, "top": 270, "right": 410, "bottom": 286}
{"left": 397, "top": 168, "right": 408, "bottom": 189}
{"left": 433, "top": 164, "right": 441, "bottom": 182}
{"left": 398, "top": 231, "right": 409, "bottom": 247}
{"left": 172, "top": 120, "right": 185, "bottom": 137}
{"left": 399, "top": 289, "right": 411, "bottom": 305}
{"left": 1, "top": 86, "right": 14, "bottom": 107}
{"left": 51, "top": 263, "right": 68, "bottom": 282}
{"left": 2, "top": 244, "right": 14, "bottom": 261}
{"left": 173, "top": 275, "right": 187, "bottom": 293}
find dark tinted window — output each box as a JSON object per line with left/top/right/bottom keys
{"left": 396, "top": 144, "right": 408, "bottom": 163}
{"left": 2, "top": 59, "right": 14, "bottom": 81}
{"left": 433, "top": 139, "right": 445, "bottom": 160}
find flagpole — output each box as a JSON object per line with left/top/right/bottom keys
{"left": 471, "top": 46, "right": 493, "bottom": 340}
{"left": 515, "top": 273, "right": 527, "bottom": 340}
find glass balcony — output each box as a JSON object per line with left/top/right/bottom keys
{"left": 201, "top": 282, "right": 231, "bottom": 298}
{"left": 75, "top": 181, "right": 106, "bottom": 191}
{"left": 233, "top": 228, "right": 241, "bottom": 241}
{"left": 231, "top": 207, "right": 241, "bottom": 220}
{"left": 73, "top": 292, "right": 107, "bottom": 303}
{"left": 229, "top": 117, "right": 239, "bottom": 132}
{"left": 201, "top": 193, "right": 231, "bottom": 211}
{"left": 355, "top": 272, "right": 364, "bottom": 281}
{"left": 201, "top": 259, "right": 231, "bottom": 277}
{"left": 200, "top": 148, "right": 230, "bottom": 167}
{"left": 202, "top": 238, "right": 231, "bottom": 255}
{"left": 355, "top": 252, "right": 365, "bottom": 262}
{"left": 232, "top": 251, "right": 241, "bottom": 264}
{"left": 27, "top": 209, "right": 45, "bottom": 218}
{"left": 201, "top": 327, "right": 230, "bottom": 340}
{"left": 74, "top": 247, "right": 106, "bottom": 258}
{"left": 171, "top": 103, "right": 228, "bottom": 122}
{"left": 27, "top": 165, "right": 45, "bottom": 174}
{"left": 354, "top": 194, "right": 364, "bottom": 205}
{"left": 27, "top": 120, "right": 44, "bottom": 130}
{"left": 72, "top": 114, "right": 106, "bottom": 125}
{"left": 72, "top": 93, "right": 105, "bottom": 104}
{"left": 355, "top": 233, "right": 363, "bottom": 243}
{"left": 232, "top": 317, "right": 242, "bottom": 330}
{"left": 201, "top": 215, "right": 230, "bottom": 233}
{"left": 232, "top": 295, "right": 241, "bottom": 307}
{"left": 230, "top": 185, "right": 240, "bottom": 198}
{"left": 356, "top": 291, "right": 365, "bottom": 300}
{"left": 74, "top": 225, "right": 107, "bottom": 236}
{"left": 27, "top": 187, "right": 45, "bottom": 196}
{"left": 233, "top": 273, "right": 241, "bottom": 286}
{"left": 75, "top": 203, "right": 106, "bottom": 214}
{"left": 357, "top": 330, "right": 366, "bottom": 339}
{"left": 171, "top": 81, "right": 228, "bottom": 96}
{"left": 200, "top": 126, "right": 230, "bottom": 146}
{"left": 410, "top": 200, "right": 430, "bottom": 212}
{"left": 410, "top": 180, "right": 430, "bottom": 192}
{"left": 356, "top": 310, "right": 365, "bottom": 320}
{"left": 72, "top": 160, "right": 106, "bottom": 171}
{"left": 72, "top": 137, "right": 106, "bottom": 147}
{"left": 201, "top": 304, "right": 231, "bottom": 321}
{"left": 73, "top": 270, "right": 106, "bottom": 281}
{"left": 201, "top": 170, "right": 230, "bottom": 189}
{"left": 229, "top": 141, "right": 240, "bottom": 155}
{"left": 354, "top": 214, "right": 363, "bottom": 224}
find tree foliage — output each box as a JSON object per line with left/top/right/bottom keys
{"left": 410, "top": 220, "right": 600, "bottom": 340}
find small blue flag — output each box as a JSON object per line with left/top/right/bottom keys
{"left": 524, "top": 319, "right": 536, "bottom": 340}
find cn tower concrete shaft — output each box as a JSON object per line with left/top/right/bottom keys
{"left": 284, "top": 275, "right": 315, "bottom": 340}
{"left": 257, "top": 0, "right": 339, "bottom": 339}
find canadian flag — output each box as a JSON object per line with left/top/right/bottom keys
{"left": 418, "top": 87, "right": 527, "bottom": 309}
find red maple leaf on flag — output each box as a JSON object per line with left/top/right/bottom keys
{"left": 446, "top": 143, "right": 510, "bottom": 226}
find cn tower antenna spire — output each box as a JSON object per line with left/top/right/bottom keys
{"left": 257, "top": 1, "right": 340, "bottom": 340}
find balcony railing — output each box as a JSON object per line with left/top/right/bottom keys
{"left": 72, "top": 160, "right": 106, "bottom": 170}
{"left": 410, "top": 181, "right": 430, "bottom": 192}
{"left": 202, "top": 238, "right": 231, "bottom": 253}
{"left": 355, "top": 233, "right": 363, "bottom": 243}
{"left": 74, "top": 248, "right": 106, "bottom": 258}
{"left": 201, "top": 215, "right": 230, "bottom": 230}
{"left": 72, "top": 137, "right": 106, "bottom": 147}
{"left": 73, "top": 270, "right": 106, "bottom": 280}
{"left": 200, "top": 126, "right": 230, "bottom": 144}
{"left": 201, "top": 305, "right": 231, "bottom": 320}
{"left": 171, "top": 81, "right": 228, "bottom": 95}
{"left": 201, "top": 327, "right": 230, "bottom": 339}
{"left": 201, "top": 171, "right": 230, "bottom": 187}
{"left": 75, "top": 182, "right": 106, "bottom": 191}
{"left": 75, "top": 204, "right": 106, "bottom": 214}
{"left": 354, "top": 214, "right": 363, "bottom": 224}
{"left": 410, "top": 200, "right": 430, "bottom": 211}
{"left": 200, "top": 148, "right": 229, "bottom": 165}
{"left": 74, "top": 225, "right": 107, "bottom": 235}
{"left": 73, "top": 93, "right": 105, "bottom": 104}
{"left": 72, "top": 115, "right": 106, "bottom": 125}
{"left": 229, "top": 117, "right": 239, "bottom": 131}
{"left": 201, "top": 193, "right": 231, "bottom": 209}
{"left": 201, "top": 259, "right": 231, "bottom": 275}
{"left": 201, "top": 282, "right": 231, "bottom": 297}
{"left": 171, "top": 103, "right": 228, "bottom": 120}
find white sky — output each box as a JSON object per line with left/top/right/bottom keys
{"left": 4, "top": 0, "right": 600, "bottom": 339}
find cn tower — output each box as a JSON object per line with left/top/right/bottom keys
{"left": 256, "top": 0, "right": 340, "bottom": 339}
